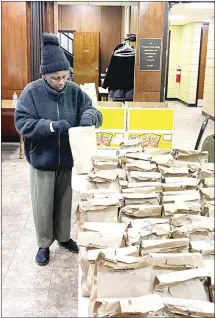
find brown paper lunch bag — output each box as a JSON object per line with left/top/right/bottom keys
{"left": 89, "top": 253, "right": 153, "bottom": 317}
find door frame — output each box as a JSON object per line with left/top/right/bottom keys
{"left": 165, "top": 29, "right": 171, "bottom": 101}
{"left": 195, "top": 22, "right": 209, "bottom": 107}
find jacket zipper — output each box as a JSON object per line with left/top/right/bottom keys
{"left": 56, "top": 94, "right": 60, "bottom": 166}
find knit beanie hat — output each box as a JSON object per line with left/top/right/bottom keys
{"left": 40, "top": 33, "right": 70, "bottom": 74}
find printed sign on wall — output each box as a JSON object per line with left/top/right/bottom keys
{"left": 139, "top": 38, "right": 162, "bottom": 71}
{"left": 128, "top": 132, "right": 173, "bottom": 149}
{"left": 96, "top": 131, "right": 125, "bottom": 148}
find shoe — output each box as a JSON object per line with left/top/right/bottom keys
{"left": 58, "top": 238, "right": 79, "bottom": 253}
{"left": 35, "top": 247, "right": 50, "bottom": 266}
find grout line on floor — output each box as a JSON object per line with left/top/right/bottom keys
{"left": 3, "top": 212, "right": 31, "bottom": 279}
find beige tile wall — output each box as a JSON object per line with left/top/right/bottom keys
{"left": 203, "top": 18, "right": 214, "bottom": 118}
{"left": 167, "top": 26, "right": 181, "bottom": 98}
{"left": 168, "top": 23, "right": 202, "bottom": 105}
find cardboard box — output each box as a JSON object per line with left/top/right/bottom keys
{"left": 126, "top": 101, "right": 168, "bottom": 108}
{"left": 97, "top": 101, "right": 124, "bottom": 107}
{"left": 127, "top": 108, "right": 174, "bottom": 131}
{"left": 96, "top": 105, "right": 126, "bottom": 148}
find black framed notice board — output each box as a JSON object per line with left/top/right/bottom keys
{"left": 139, "top": 38, "right": 162, "bottom": 71}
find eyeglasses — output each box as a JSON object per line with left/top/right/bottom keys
{"left": 48, "top": 74, "right": 69, "bottom": 82}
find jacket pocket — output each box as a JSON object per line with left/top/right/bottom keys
{"left": 29, "top": 138, "right": 58, "bottom": 170}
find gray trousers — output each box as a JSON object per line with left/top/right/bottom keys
{"left": 29, "top": 164, "right": 72, "bottom": 248}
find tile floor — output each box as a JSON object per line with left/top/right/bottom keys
{"left": 1, "top": 102, "right": 214, "bottom": 317}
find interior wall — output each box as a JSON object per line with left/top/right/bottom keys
{"left": 58, "top": 5, "right": 122, "bottom": 73}
{"left": 167, "top": 22, "right": 202, "bottom": 105}
{"left": 203, "top": 18, "right": 214, "bottom": 118}
{"left": 134, "top": 2, "right": 167, "bottom": 102}
{"left": 130, "top": 6, "right": 138, "bottom": 35}
{"left": 179, "top": 23, "right": 201, "bottom": 104}
{"left": 1, "top": 2, "right": 30, "bottom": 99}
{"left": 167, "top": 26, "right": 181, "bottom": 98}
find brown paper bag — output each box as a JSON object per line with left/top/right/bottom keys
{"left": 79, "top": 189, "right": 119, "bottom": 201}
{"left": 200, "top": 188, "right": 215, "bottom": 216}
{"left": 150, "top": 154, "right": 174, "bottom": 166}
{"left": 93, "top": 294, "right": 164, "bottom": 318}
{"left": 92, "top": 156, "right": 119, "bottom": 170}
{"left": 125, "top": 162, "right": 157, "bottom": 172}
{"left": 203, "top": 259, "right": 214, "bottom": 289}
{"left": 150, "top": 252, "right": 203, "bottom": 270}
{"left": 69, "top": 126, "right": 97, "bottom": 174}
{"left": 127, "top": 218, "right": 170, "bottom": 245}
{"left": 161, "top": 183, "right": 198, "bottom": 192}
{"left": 75, "top": 190, "right": 121, "bottom": 233}
{"left": 121, "top": 186, "right": 158, "bottom": 194}
{"left": 79, "top": 196, "right": 119, "bottom": 223}
{"left": 123, "top": 192, "right": 160, "bottom": 205}
{"left": 87, "top": 170, "right": 120, "bottom": 192}
{"left": 81, "top": 222, "right": 127, "bottom": 234}
{"left": 170, "top": 214, "right": 214, "bottom": 241}
{"left": 171, "top": 149, "right": 209, "bottom": 163}
{"left": 89, "top": 253, "right": 153, "bottom": 316}
{"left": 162, "top": 190, "right": 200, "bottom": 204}
{"left": 203, "top": 177, "right": 215, "bottom": 188}
{"left": 120, "top": 139, "right": 143, "bottom": 149}
{"left": 154, "top": 267, "right": 210, "bottom": 301}
{"left": 197, "top": 169, "right": 215, "bottom": 179}
{"left": 162, "top": 177, "right": 199, "bottom": 192}
{"left": 123, "top": 152, "right": 152, "bottom": 161}
{"left": 145, "top": 148, "right": 172, "bottom": 155}
{"left": 140, "top": 238, "right": 189, "bottom": 254}
{"left": 188, "top": 162, "right": 214, "bottom": 174}
{"left": 200, "top": 187, "right": 215, "bottom": 201}
{"left": 187, "top": 163, "right": 214, "bottom": 180}
{"left": 116, "top": 169, "right": 127, "bottom": 181}
{"left": 190, "top": 240, "right": 214, "bottom": 258}
{"left": 77, "top": 231, "right": 126, "bottom": 250}
{"left": 203, "top": 200, "right": 214, "bottom": 216}
{"left": 161, "top": 159, "right": 189, "bottom": 168}
{"left": 163, "top": 202, "right": 202, "bottom": 217}
{"left": 117, "top": 148, "right": 143, "bottom": 158}
{"left": 159, "top": 167, "right": 189, "bottom": 178}
{"left": 119, "top": 205, "right": 162, "bottom": 224}
{"left": 128, "top": 171, "right": 161, "bottom": 183}
{"left": 120, "top": 181, "right": 162, "bottom": 192}
{"left": 80, "top": 246, "right": 139, "bottom": 297}
{"left": 79, "top": 247, "right": 115, "bottom": 297}
{"left": 162, "top": 297, "right": 215, "bottom": 317}
{"left": 77, "top": 222, "right": 127, "bottom": 297}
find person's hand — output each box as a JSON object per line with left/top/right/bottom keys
{"left": 52, "top": 120, "right": 70, "bottom": 134}
{"left": 80, "top": 113, "right": 94, "bottom": 126}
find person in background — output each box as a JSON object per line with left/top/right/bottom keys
{"left": 15, "top": 33, "right": 102, "bottom": 266}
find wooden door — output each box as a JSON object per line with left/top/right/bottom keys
{"left": 197, "top": 23, "right": 209, "bottom": 101}
{"left": 73, "top": 32, "right": 99, "bottom": 89}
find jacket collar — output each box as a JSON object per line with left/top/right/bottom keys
{"left": 42, "top": 78, "right": 68, "bottom": 100}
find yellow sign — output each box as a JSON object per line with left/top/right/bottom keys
{"left": 128, "top": 132, "right": 173, "bottom": 149}
{"left": 97, "top": 107, "right": 125, "bottom": 130}
{"left": 128, "top": 108, "right": 174, "bottom": 130}
{"left": 96, "top": 131, "right": 125, "bottom": 148}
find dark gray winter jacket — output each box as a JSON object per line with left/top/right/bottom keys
{"left": 15, "top": 79, "right": 102, "bottom": 170}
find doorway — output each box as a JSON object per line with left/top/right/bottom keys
{"left": 58, "top": 30, "right": 74, "bottom": 80}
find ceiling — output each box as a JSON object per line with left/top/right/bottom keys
{"left": 58, "top": 1, "right": 214, "bottom": 24}
{"left": 58, "top": 1, "right": 138, "bottom": 5}
{"left": 170, "top": 2, "right": 214, "bottom": 25}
